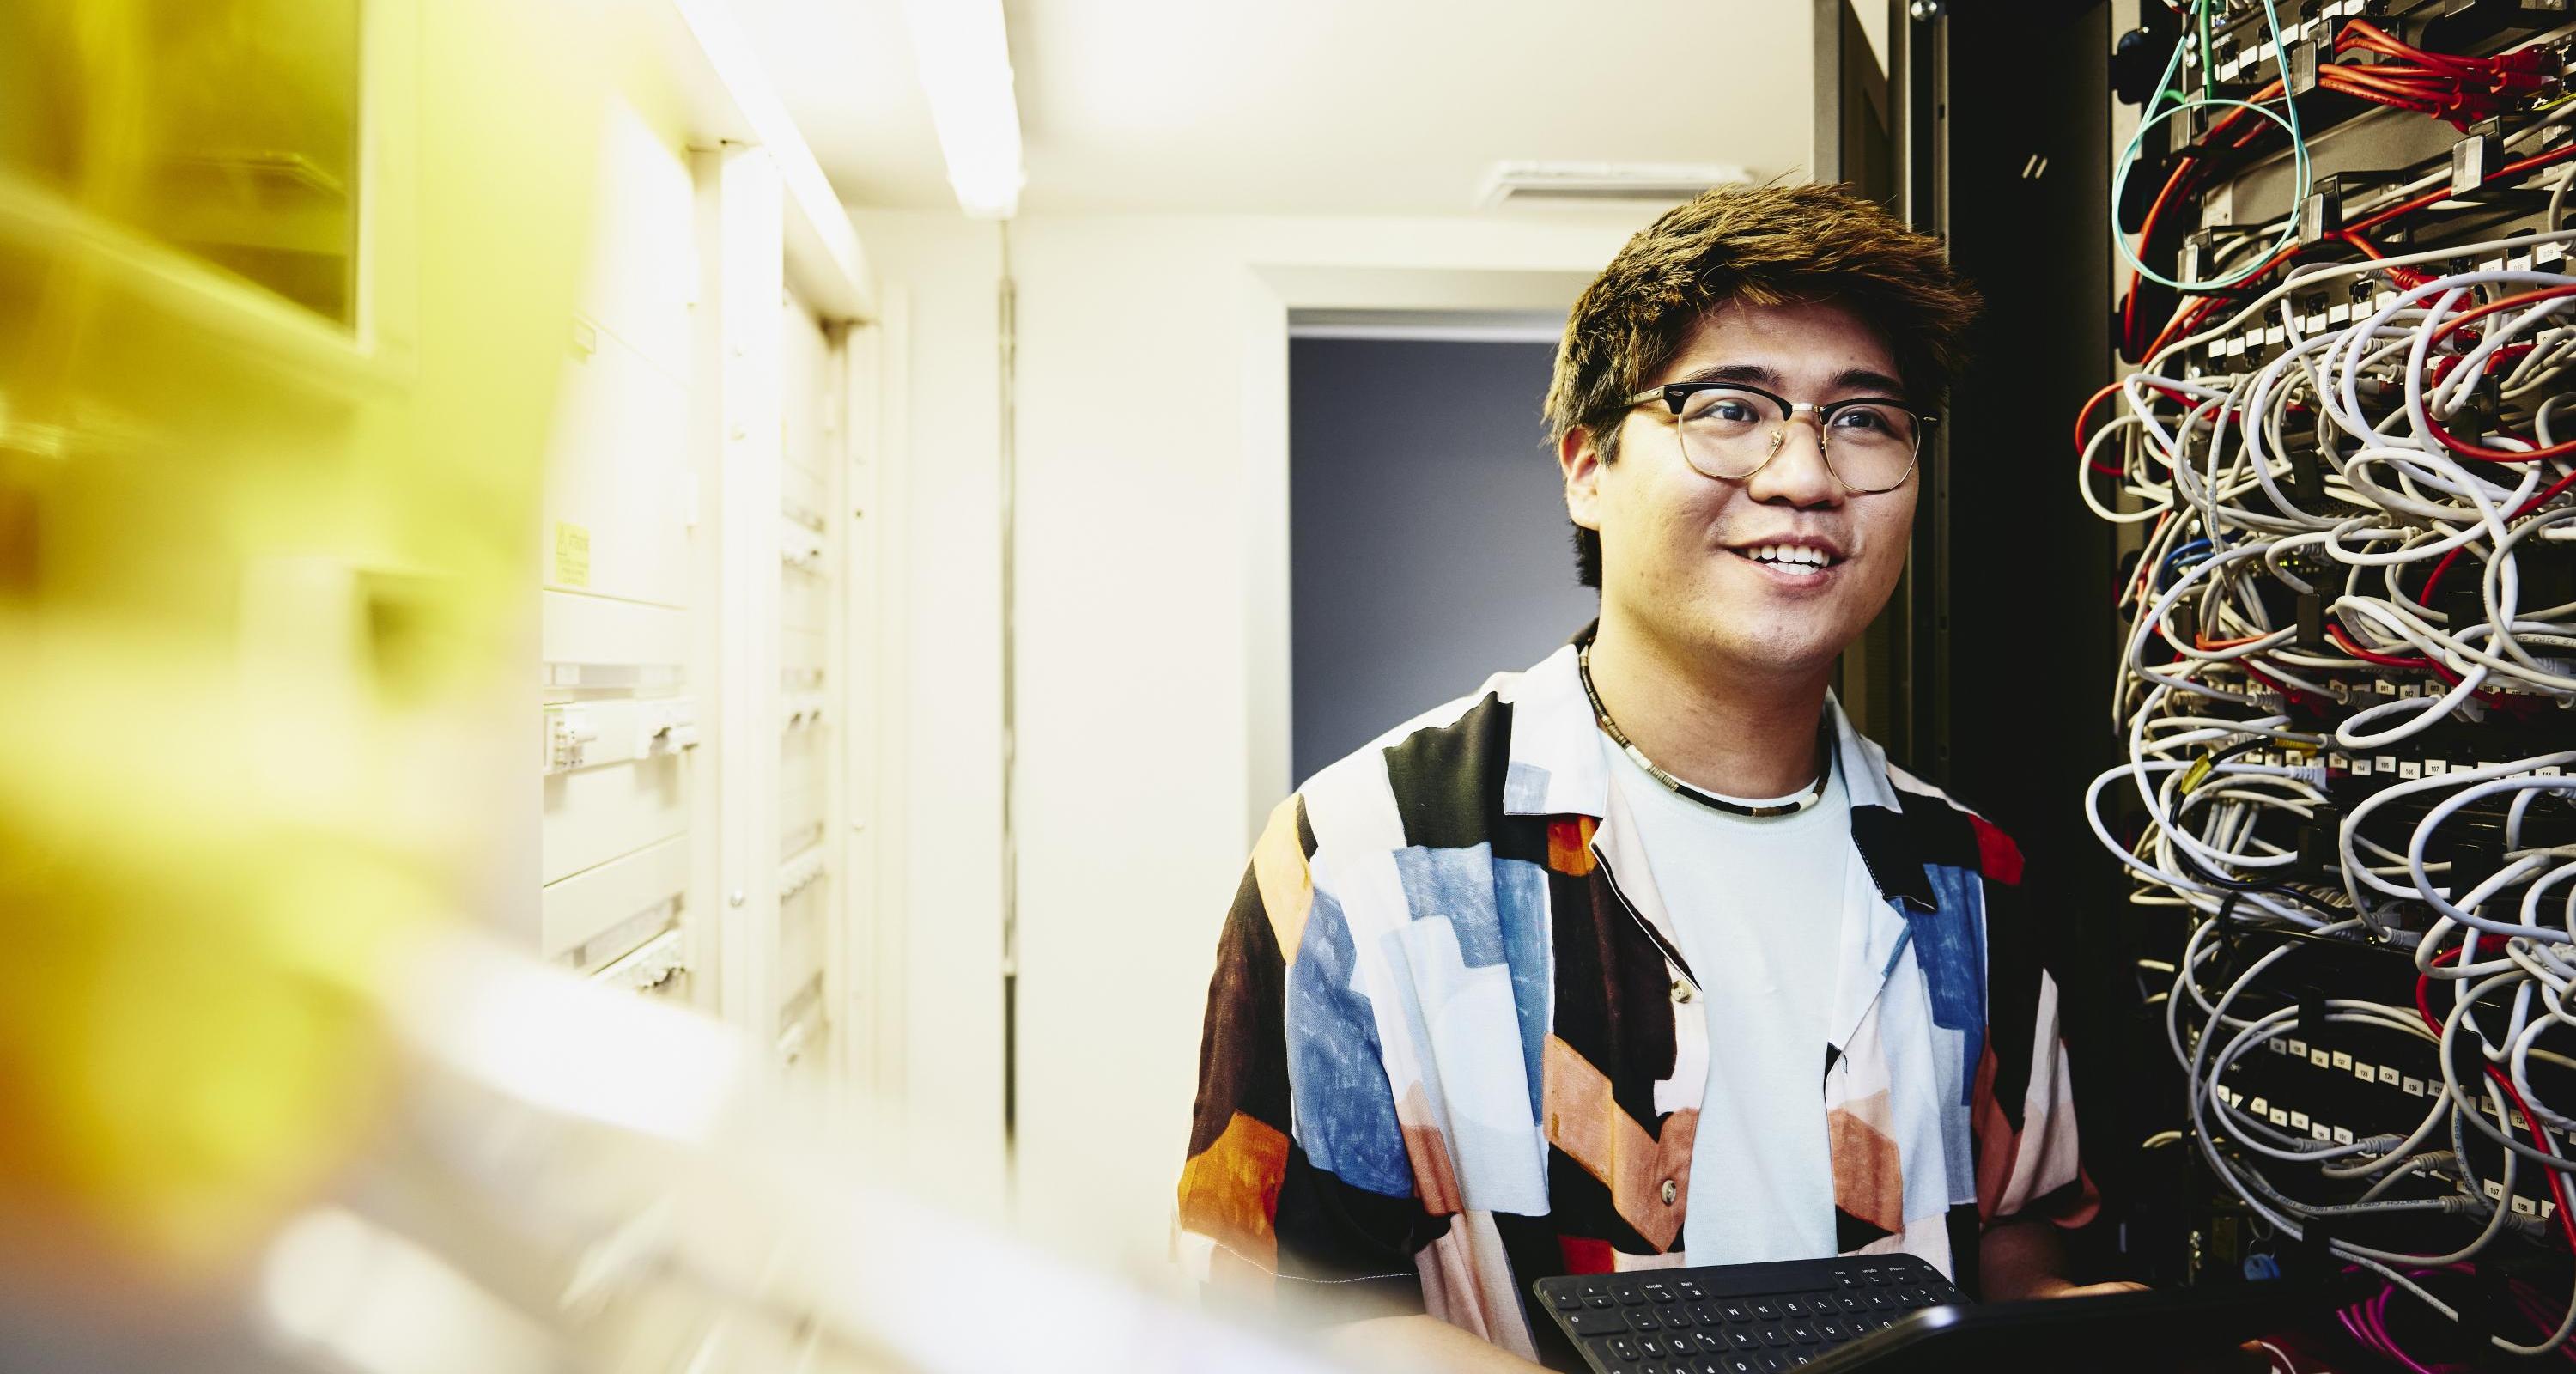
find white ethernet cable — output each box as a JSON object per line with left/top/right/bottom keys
{"left": 2090, "top": 223, "right": 2576, "bottom": 1354}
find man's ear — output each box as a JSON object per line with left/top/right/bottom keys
{"left": 1559, "top": 425, "right": 1604, "bottom": 532}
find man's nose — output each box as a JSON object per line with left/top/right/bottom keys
{"left": 1744, "top": 415, "right": 1845, "bottom": 508}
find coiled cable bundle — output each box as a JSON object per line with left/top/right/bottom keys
{"left": 2082, "top": 234, "right": 2576, "bottom": 1359}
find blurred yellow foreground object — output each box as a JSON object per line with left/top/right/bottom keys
{"left": 0, "top": 0, "right": 605, "bottom": 1280}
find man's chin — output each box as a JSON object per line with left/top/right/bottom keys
{"left": 1691, "top": 624, "right": 1855, "bottom": 684}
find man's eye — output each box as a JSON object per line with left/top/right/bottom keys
{"left": 1704, "top": 399, "right": 1758, "bottom": 423}
{"left": 1833, "top": 406, "right": 1896, "bottom": 432}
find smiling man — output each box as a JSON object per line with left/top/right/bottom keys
{"left": 1177, "top": 184, "right": 2121, "bottom": 1371}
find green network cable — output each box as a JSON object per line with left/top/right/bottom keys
{"left": 2114, "top": 0, "right": 2313, "bottom": 293}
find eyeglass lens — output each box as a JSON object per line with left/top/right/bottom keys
{"left": 1674, "top": 385, "right": 1918, "bottom": 492}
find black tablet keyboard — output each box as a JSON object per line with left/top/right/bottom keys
{"left": 1531, "top": 1254, "right": 1965, "bottom": 1373}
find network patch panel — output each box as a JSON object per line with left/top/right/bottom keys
{"left": 2088, "top": 0, "right": 2576, "bottom": 1359}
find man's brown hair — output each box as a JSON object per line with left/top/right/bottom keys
{"left": 1544, "top": 182, "right": 1980, "bottom": 587}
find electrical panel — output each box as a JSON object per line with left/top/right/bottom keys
{"left": 539, "top": 94, "right": 703, "bottom": 999}
{"left": 2090, "top": 2, "right": 2576, "bottom": 1359}
{"left": 774, "top": 286, "right": 841, "bottom": 1084}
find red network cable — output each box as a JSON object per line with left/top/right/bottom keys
{"left": 2353, "top": 141, "right": 2576, "bottom": 245}
{"left": 2418, "top": 285, "right": 2576, "bottom": 463}
{"left": 2413, "top": 465, "right": 2576, "bottom": 605}
{"left": 2319, "top": 618, "right": 2527, "bottom": 711}
{"left": 2128, "top": 137, "right": 2576, "bottom": 362}
{"left": 2326, "top": 622, "right": 2439, "bottom": 672}
{"left": 2118, "top": 27, "right": 2570, "bottom": 359}
{"left": 2334, "top": 21, "right": 2556, "bottom": 131}
{"left": 2335, "top": 228, "right": 2437, "bottom": 289}
{"left": 2415, "top": 943, "right": 2576, "bottom": 1256}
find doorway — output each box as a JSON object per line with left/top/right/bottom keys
{"left": 1286, "top": 309, "right": 1601, "bottom": 786}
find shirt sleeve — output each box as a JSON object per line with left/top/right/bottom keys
{"left": 1967, "top": 823, "right": 2100, "bottom": 1231}
{"left": 1175, "top": 796, "right": 1446, "bottom": 1316}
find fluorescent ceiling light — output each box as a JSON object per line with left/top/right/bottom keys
{"left": 1478, "top": 161, "right": 1753, "bottom": 210}
{"left": 900, "top": 0, "right": 1025, "bottom": 218}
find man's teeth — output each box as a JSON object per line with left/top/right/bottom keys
{"left": 1745, "top": 544, "right": 1832, "bottom": 569}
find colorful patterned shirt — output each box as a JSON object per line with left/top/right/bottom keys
{"left": 1176, "top": 635, "right": 2096, "bottom": 1366}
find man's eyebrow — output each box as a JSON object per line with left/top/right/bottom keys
{"left": 1672, "top": 362, "right": 1784, "bottom": 387}
{"left": 1667, "top": 362, "right": 1911, "bottom": 398}
{"left": 1831, "top": 367, "right": 1910, "bottom": 397}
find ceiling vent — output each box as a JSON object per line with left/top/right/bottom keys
{"left": 1478, "top": 161, "right": 1753, "bottom": 210}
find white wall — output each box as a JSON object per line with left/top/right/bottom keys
{"left": 859, "top": 208, "right": 1652, "bottom": 1286}
{"left": 848, "top": 211, "right": 1013, "bottom": 1201}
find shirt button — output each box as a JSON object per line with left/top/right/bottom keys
{"left": 1671, "top": 977, "right": 1694, "bottom": 1004}
{"left": 1661, "top": 1179, "right": 1679, "bottom": 1206}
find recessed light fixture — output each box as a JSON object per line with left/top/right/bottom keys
{"left": 1478, "top": 161, "right": 1754, "bottom": 210}
{"left": 899, "top": 0, "right": 1025, "bottom": 218}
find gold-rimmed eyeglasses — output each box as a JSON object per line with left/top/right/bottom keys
{"left": 1624, "top": 380, "right": 1935, "bottom": 495}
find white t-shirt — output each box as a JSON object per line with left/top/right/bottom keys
{"left": 1600, "top": 730, "right": 1852, "bottom": 1266}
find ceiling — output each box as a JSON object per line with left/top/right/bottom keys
{"left": 730, "top": 0, "right": 1831, "bottom": 216}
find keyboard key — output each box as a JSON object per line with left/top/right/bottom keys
{"left": 1787, "top": 1322, "right": 1819, "bottom": 1345}
{"left": 1615, "top": 1282, "right": 1649, "bottom": 1306}
{"left": 1608, "top": 1335, "right": 1644, "bottom": 1362}
{"left": 1679, "top": 1281, "right": 1709, "bottom": 1304}
{"left": 1637, "top": 1335, "right": 1671, "bottom": 1359}
{"left": 1692, "top": 1304, "right": 1723, "bottom": 1328}
{"left": 1833, "top": 1294, "right": 1863, "bottom": 1313}
{"left": 1751, "top": 1300, "right": 1782, "bottom": 1322}
{"left": 1589, "top": 1295, "right": 1617, "bottom": 1310}
{"left": 1788, "top": 1353, "right": 1817, "bottom": 1367}
{"left": 1551, "top": 1288, "right": 1584, "bottom": 1311}
{"left": 1665, "top": 1333, "right": 1700, "bottom": 1356}
{"left": 1721, "top": 1358, "right": 1759, "bottom": 1374}
{"left": 1779, "top": 1298, "right": 1810, "bottom": 1318}
{"left": 1627, "top": 1309, "right": 1661, "bottom": 1333}
{"left": 1643, "top": 1283, "right": 1676, "bottom": 1304}
{"left": 1728, "top": 1331, "right": 1759, "bottom": 1352}
{"left": 1759, "top": 1328, "right": 1789, "bottom": 1347}
{"left": 1719, "top": 1301, "right": 1755, "bottom": 1324}
{"left": 1759, "top": 1356, "right": 1789, "bottom": 1373}
{"left": 1660, "top": 1305, "right": 1693, "bottom": 1329}
{"left": 1567, "top": 1309, "right": 1631, "bottom": 1336}
{"left": 1815, "top": 1318, "right": 1848, "bottom": 1341}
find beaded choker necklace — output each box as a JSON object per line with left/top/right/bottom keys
{"left": 1577, "top": 641, "right": 1832, "bottom": 819}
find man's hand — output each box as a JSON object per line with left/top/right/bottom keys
{"left": 2007, "top": 1276, "right": 2154, "bottom": 1301}
{"left": 1978, "top": 1214, "right": 2148, "bottom": 1302}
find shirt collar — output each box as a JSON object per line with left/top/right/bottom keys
{"left": 1502, "top": 623, "right": 1934, "bottom": 914}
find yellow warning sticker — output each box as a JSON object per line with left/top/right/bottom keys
{"left": 554, "top": 521, "right": 591, "bottom": 588}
